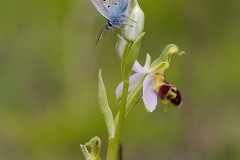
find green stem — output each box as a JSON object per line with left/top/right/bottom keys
{"left": 106, "top": 79, "right": 129, "bottom": 160}
{"left": 105, "top": 37, "right": 133, "bottom": 160}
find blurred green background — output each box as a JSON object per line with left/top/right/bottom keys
{"left": 1, "top": 0, "right": 240, "bottom": 159}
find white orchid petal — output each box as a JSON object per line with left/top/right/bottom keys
{"left": 116, "top": 72, "right": 145, "bottom": 100}
{"left": 116, "top": 35, "right": 127, "bottom": 58}
{"left": 128, "top": 73, "right": 145, "bottom": 91}
{"left": 116, "top": 81, "right": 124, "bottom": 101}
{"left": 132, "top": 60, "right": 151, "bottom": 73}
{"left": 142, "top": 75, "right": 157, "bottom": 112}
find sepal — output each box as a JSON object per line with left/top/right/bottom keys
{"left": 80, "top": 136, "right": 101, "bottom": 160}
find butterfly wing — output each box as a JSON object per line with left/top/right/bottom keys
{"left": 90, "top": 0, "right": 129, "bottom": 21}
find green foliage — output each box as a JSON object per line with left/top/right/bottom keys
{"left": 98, "top": 70, "right": 115, "bottom": 138}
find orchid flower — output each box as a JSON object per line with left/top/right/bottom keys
{"left": 116, "top": 38, "right": 184, "bottom": 112}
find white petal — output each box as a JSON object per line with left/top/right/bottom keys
{"left": 132, "top": 60, "right": 150, "bottom": 73}
{"left": 144, "top": 53, "right": 151, "bottom": 68}
{"left": 142, "top": 75, "right": 157, "bottom": 112}
{"left": 129, "top": 73, "right": 145, "bottom": 91}
{"left": 116, "top": 72, "right": 145, "bottom": 100}
{"left": 116, "top": 82, "right": 124, "bottom": 101}
{"left": 116, "top": 35, "right": 127, "bottom": 58}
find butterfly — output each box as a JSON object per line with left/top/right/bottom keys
{"left": 90, "top": 0, "right": 131, "bottom": 44}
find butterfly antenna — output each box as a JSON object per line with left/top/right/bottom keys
{"left": 126, "top": 16, "right": 138, "bottom": 23}
{"left": 96, "top": 26, "right": 105, "bottom": 45}
{"left": 124, "top": 23, "right": 135, "bottom": 27}
{"left": 129, "top": 18, "right": 138, "bottom": 23}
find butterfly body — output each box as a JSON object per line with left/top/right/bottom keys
{"left": 90, "top": 0, "right": 130, "bottom": 29}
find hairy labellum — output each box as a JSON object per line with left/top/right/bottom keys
{"left": 157, "top": 82, "right": 182, "bottom": 106}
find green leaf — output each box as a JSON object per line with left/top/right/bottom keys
{"left": 121, "top": 42, "right": 132, "bottom": 72}
{"left": 122, "top": 32, "right": 145, "bottom": 80}
{"left": 98, "top": 70, "right": 115, "bottom": 138}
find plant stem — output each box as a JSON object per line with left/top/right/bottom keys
{"left": 106, "top": 79, "right": 129, "bottom": 160}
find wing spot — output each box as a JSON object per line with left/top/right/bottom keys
{"left": 108, "top": 5, "right": 110, "bottom": 8}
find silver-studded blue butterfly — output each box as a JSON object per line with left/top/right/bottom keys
{"left": 90, "top": 0, "right": 131, "bottom": 44}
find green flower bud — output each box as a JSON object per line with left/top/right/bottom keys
{"left": 80, "top": 136, "right": 101, "bottom": 160}
{"left": 122, "top": 0, "right": 145, "bottom": 42}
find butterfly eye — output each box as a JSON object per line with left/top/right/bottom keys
{"left": 108, "top": 21, "right": 113, "bottom": 27}
{"left": 105, "top": 21, "right": 113, "bottom": 30}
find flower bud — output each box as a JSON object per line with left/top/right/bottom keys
{"left": 80, "top": 136, "right": 101, "bottom": 160}
{"left": 116, "top": 35, "right": 127, "bottom": 58}
{"left": 122, "top": 0, "right": 145, "bottom": 41}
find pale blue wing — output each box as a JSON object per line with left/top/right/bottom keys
{"left": 90, "top": 0, "right": 129, "bottom": 21}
